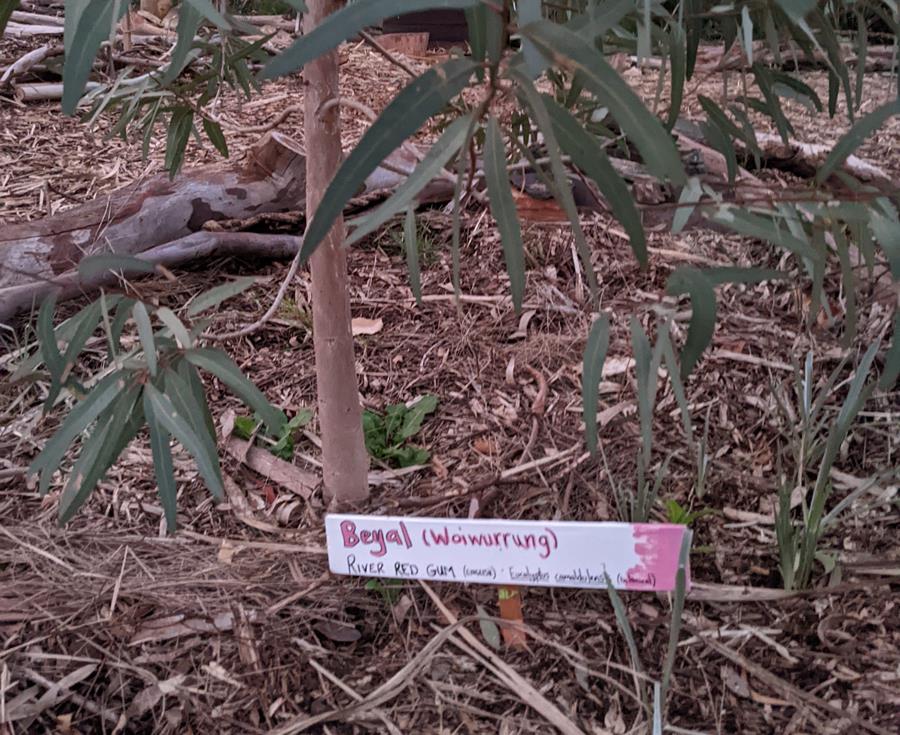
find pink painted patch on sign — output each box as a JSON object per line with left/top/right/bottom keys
{"left": 622, "top": 524, "right": 689, "bottom": 591}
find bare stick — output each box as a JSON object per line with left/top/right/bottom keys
{"left": 358, "top": 29, "right": 418, "bottom": 79}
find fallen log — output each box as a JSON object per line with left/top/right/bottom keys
{"left": 0, "top": 134, "right": 452, "bottom": 324}
{"left": 0, "top": 231, "right": 305, "bottom": 321}
{"left": 747, "top": 133, "right": 894, "bottom": 189}
{"left": 0, "top": 42, "right": 63, "bottom": 86}
{"left": 0, "top": 132, "right": 308, "bottom": 319}
{"left": 3, "top": 22, "right": 65, "bottom": 37}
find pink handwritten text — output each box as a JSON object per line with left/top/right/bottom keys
{"left": 340, "top": 520, "right": 412, "bottom": 558}
{"left": 421, "top": 526, "right": 558, "bottom": 559}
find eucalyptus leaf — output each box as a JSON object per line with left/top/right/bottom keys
{"left": 296, "top": 58, "right": 475, "bottom": 267}
{"left": 185, "top": 348, "right": 285, "bottom": 433}
{"left": 132, "top": 301, "right": 157, "bottom": 377}
{"left": 816, "top": 100, "right": 900, "bottom": 183}
{"left": 62, "top": 0, "right": 129, "bottom": 115}
{"left": 347, "top": 115, "right": 471, "bottom": 245}
{"left": 144, "top": 383, "right": 224, "bottom": 500}
{"left": 484, "top": 116, "right": 526, "bottom": 313}
{"left": 187, "top": 277, "right": 258, "bottom": 317}
{"left": 582, "top": 314, "right": 610, "bottom": 456}
{"left": 404, "top": 207, "right": 423, "bottom": 305}
{"left": 522, "top": 20, "right": 685, "bottom": 184}
{"left": 543, "top": 96, "right": 646, "bottom": 266}
{"left": 29, "top": 373, "right": 128, "bottom": 494}
{"left": 666, "top": 267, "right": 717, "bottom": 379}
{"left": 144, "top": 390, "right": 179, "bottom": 533}
{"left": 262, "top": 0, "right": 477, "bottom": 79}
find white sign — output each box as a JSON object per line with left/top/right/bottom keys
{"left": 325, "top": 514, "right": 690, "bottom": 591}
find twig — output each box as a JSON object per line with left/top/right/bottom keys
{"left": 358, "top": 30, "right": 418, "bottom": 79}
{"left": 419, "top": 582, "right": 586, "bottom": 735}
{"left": 307, "top": 659, "right": 403, "bottom": 735}
{"left": 0, "top": 43, "right": 63, "bottom": 86}
{"left": 703, "top": 637, "right": 893, "bottom": 735}
{"left": 21, "top": 668, "right": 118, "bottom": 727}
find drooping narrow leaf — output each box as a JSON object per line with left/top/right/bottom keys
{"left": 185, "top": 348, "right": 285, "bottom": 432}
{"left": 465, "top": 4, "right": 487, "bottom": 80}
{"left": 58, "top": 385, "right": 142, "bottom": 524}
{"left": 769, "top": 69, "right": 823, "bottom": 112}
{"left": 713, "top": 207, "right": 820, "bottom": 265}
{"left": 512, "top": 72, "right": 597, "bottom": 297}
{"left": 484, "top": 0, "right": 506, "bottom": 67}
{"left": 834, "top": 230, "right": 857, "bottom": 345}
{"left": 169, "top": 361, "right": 221, "bottom": 486}
{"left": 666, "top": 267, "right": 717, "bottom": 378}
{"left": 810, "top": 8, "right": 854, "bottom": 121}
{"left": 685, "top": 0, "right": 702, "bottom": 78}
{"left": 60, "top": 300, "right": 102, "bottom": 378}
{"left": 404, "top": 207, "right": 423, "bottom": 305}
{"left": 816, "top": 100, "right": 900, "bottom": 183}
{"left": 262, "top": 0, "right": 477, "bottom": 79}
{"left": 542, "top": 96, "right": 646, "bottom": 266}
{"left": 61, "top": 0, "right": 128, "bottom": 114}
{"left": 347, "top": 115, "right": 471, "bottom": 245}
{"left": 582, "top": 314, "right": 610, "bottom": 456}
{"left": 740, "top": 6, "right": 754, "bottom": 65}
{"left": 672, "top": 177, "right": 702, "bottom": 235}
{"left": 155, "top": 307, "right": 193, "bottom": 349}
{"left": 518, "top": 0, "right": 545, "bottom": 77}
{"left": 144, "top": 390, "right": 179, "bottom": 533}
{"left": 484, "top": 116, "right": 525, "bottom": 313}
{"left": 77, "top": 253, "right": 158, "bottom": 280}
{"left": 297, "top": 58, "right": 475, "bottom": 266}
{"left": 184, "top": 0, "right": 233, "bottom": 28}
{"left": 666, "top": 23, "right": 686, "bottom": 130}
{"left": 870, "top": 209, "right": 900, "bottom": 279}
{"left": 132, "top": 301, "right": 157, "bottom": 377}
{"left": 572, "top": 0, "right": 632, "bottom": 43}
{"left": 752, "top": 63, "right": 793, "bottom": 143}
{"left": 522, "top": 20, "right": 685, "bottom": 184}
{"left": 854, "top": 9, "right": 867, "bottom": 111}
{"left": 37, "top": 293, "right": 64, "bottom": 386}
{"left": 604, "top": 571, "right": 647, "bottom": 706}
{"left": 450, "top": 118, "right": 479, "bottom": 299}
{"left": 186, "top": 276, "right": 258, "bottom": 317}
{"left": 879, "top": 311, "right": 900, "bottom": 390}
{"left": 637, "top": 0, "right": 651, "bottom": 63}
{"left": 162, "top": 1, "right": 204, "bottom": 84}
{"left": 165, "top": 107, "right": 194, "bottom": 177}
{"left": 29, "top": 373, "right": 128, "bottom": 494}
{"left": 144, "top": 384, "right": 224, "bottom": 500}
{"left": 202, "top": 118, "right": 229, "bottom": 157}
{"left": 110, "top": 297, "right": 136, "bottom": 349}
{"left": 0, "top": 0, "right": 18, "bottom": 36}
{"left": 660, "top": 530, "right": 693, "bottom": 698}
{"left": 763, "top": 7, "right": 782, "bottom": 65}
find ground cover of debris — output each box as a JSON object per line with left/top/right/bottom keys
{"left": 1, "top": 34, "right": 898, "bottom": 735}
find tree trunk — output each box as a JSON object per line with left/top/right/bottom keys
{"left": 304, "top": 0, "right": 370, "bottom": 505}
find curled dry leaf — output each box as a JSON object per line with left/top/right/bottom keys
{"left": 351, "top": 316, "right": 384, "bottom": 336}
{"left": 313, "top": 620, "right": 361, "bottom": 643}
{"left": 473, "top": 437, "right": 499, "bottom": 456}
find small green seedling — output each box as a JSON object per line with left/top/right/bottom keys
{"left": 365, "top": 578, "right": 403, "bottom": 606}
{"left": 664, "top": 499, "right": 714, "bottom": 526}
{"left": 234, "top": 409, "right": 313, "bottom": 460}
{"left": 363, "top": 394, "right": 437, "bottom": 468}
